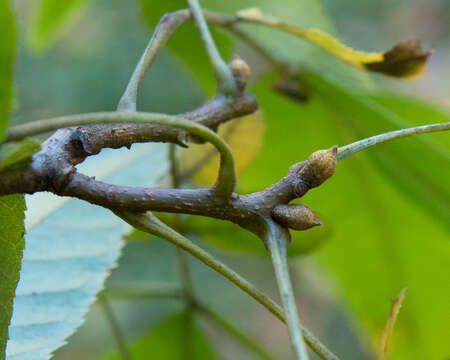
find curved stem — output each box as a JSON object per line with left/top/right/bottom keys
{"left": 188, "top": 0, "right": 237, "bottom": 96}
{"left": 115, "top": 211, "right": 338, "bottom": 360}
{"left": 337, "top": 122, "right": 450, "bottom": 160}
{"left": 5, "top": 111, "right": 236, "bottom": 197}
{"left": 264, "top": 220, "right": 310, "bottom": 360}
{"left": 117, "top": 11, "right": 192, "bottom": 111}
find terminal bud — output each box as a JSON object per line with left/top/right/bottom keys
{"left": 306, "top": 146, "right": 337, "bottom": 187}
{"left": 230, "top": 55, "right": 251, "bottom": 92}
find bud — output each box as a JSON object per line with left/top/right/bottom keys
{"left": 271, "top": 204, "right": 321, "bottom": 231}
{"left": 229, "top": 55, "right": 251, "bottom": 92}
{"left": 307, "top": 146, "right": 337, "bottom": 187}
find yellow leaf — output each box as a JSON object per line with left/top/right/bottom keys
{"left": 180, "top": 111, "right": 265, "bottom": 185}
{"left": 237, "top": 8, "right": 432, "bottom": 79}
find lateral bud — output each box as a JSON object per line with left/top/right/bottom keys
{"left": 271, "top": 204, "right": 321, "bottom": 231}
{"left": 229, "top": 55, "right": 251, "bottom": 92}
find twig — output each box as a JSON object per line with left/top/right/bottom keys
{"left": 264, "top": 220, "right": 310, "bottom": 360}
{"left": 337, "top": 122, "right": 450, "bottom": 160}
{"left": 98, "top": 295, "right": 132, "bottom": 360}
{"left": 198, "top": 303, "right": 275, "bottom": 360}
{"left": 115, "top": 211, "right": 338, "bottom": 360}
{"left": 5, "top": 111, "right": 237, "bottom": 197}
{"left": 187, "top": 0, "right": 237, "bottom": 96}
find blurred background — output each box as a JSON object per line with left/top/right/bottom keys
{"left": 11, "top": 0, "right": 450, "bottom": 359}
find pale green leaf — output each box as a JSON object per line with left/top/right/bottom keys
{"left": 6, "top": 144, "right": 169, "bottom": 360}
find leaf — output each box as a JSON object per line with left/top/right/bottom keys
{"left": 6, "top": 143, "right": 169, "bottom": 360}
{"left": 27, "top": 0, "right": 93, "bottom": 50}
{"left": 140, "top": 0, "right": 233, "bottom": 95}
{"left": 301, "top": 70, "right": 450, "bottom": 231}
{"left": 237, "top": 73, "right": 450, "bottom": 359}
{"left": 0, "top": 3, "right": 22, "bottom": 360}
{"left": 0, "top": 0, "right": 15, "bottom": 139}
{"left": 237, "top": 8, "right": 432, "bottom": 78}
{"left": 180, "top": 111, "right": 265, "bottom": 186}
{"left": 103, "top": 310, "right": 218, "bottom": 360}
{"left": 0, "top": 139, "right": 41, "bottom": 172}
{"left": 0, "top": 195, "right": 26, "bottom": 360}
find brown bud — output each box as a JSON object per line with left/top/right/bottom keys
{"left": 307, "top": 146, "right": 337, "bottom": 187}
{"left": 271, "top": 204, "right": 321, "bottom": 231}
{"left": 229, "top": 55, "right": 251, "bottom": 92}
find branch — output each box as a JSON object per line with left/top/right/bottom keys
{"left": 5, "top": 111, "right": 237, "bottom": 196}
{"left": 337, "top": 122, "right": 450, "bottom": 160}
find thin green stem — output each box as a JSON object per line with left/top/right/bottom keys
{"left": 187, "top": 0, "right": 237, "bottom": 95}
{"left": 264, "top": 220, "right": 310, "bottom": 360}
{"left": 5, "top": 111, "right": 236, "bottom": 197}
{"left": 98, "top": 295, "right": 132, "bottom": 360}
{"left": 115, "top": 211, "right": 338, "bottom": 360}
{"left": 117, "top": 11, "right": 192, "bottom": 111}
{"left": 337, "top": 122, "right": 450, "bottom": 160}
{"left": 104, "top": 282, "right": 183, "bottom": 300}
{"left": 198, "top": 303, "right": 275, "bottom": 360}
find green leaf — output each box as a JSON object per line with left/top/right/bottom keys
{"left": 0, "top": 195, "right": 25, "bottom": 360}
{"left": 0, "top": 138, "right": 41, "bottom": 172}
{"left": 301, "top": 70, "right": 450, "bottom": 231}
{"left": 27, "top": 0, "right": 93, "bottom": 50}
{"left": 314, "top": 152, "right": 450, "bottom": 360}
{"left": 0, "top": 3, "right": 23, "bottom": 360}
{"left": 0, "top": 0, "right": 15, "bottom": 140}
{"left": 103, "top": 310, "right": 219, "bottom": 360}
{"left": 6, "top": 144, "right": 169, "bottom": 360}
{"left": 236, "top": 73, "right": 449, "bottom": 359}
{"left": 140, "top": 0, "right": 233, "bottom": 95}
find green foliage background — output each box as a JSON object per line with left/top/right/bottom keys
{"left": 3, "top": 0, "right": 449, "bottom": 359}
